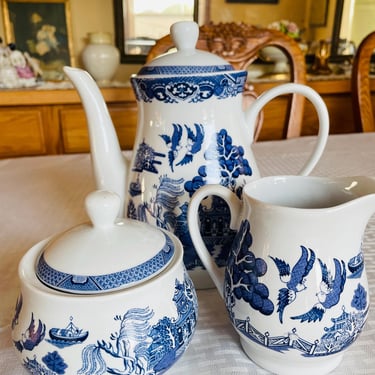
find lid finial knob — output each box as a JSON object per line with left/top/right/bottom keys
{"left": 171, "top": 21, "right": 199, "bottom": 52}
{"left": 85, "top": 190, "right": 120, "bottom": 229}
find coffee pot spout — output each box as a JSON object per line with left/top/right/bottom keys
{"left": 64, "top": 67, "right": 127, "bottom": 216}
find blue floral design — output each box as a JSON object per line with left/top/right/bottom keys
{"left": 225, "top": 219, "right": 274, "bottom": 316}
{"left": 185, "top": 128, "right": 252, "bottom": 197}
{"left": 42, "top": 351, "right": 68, "bottom": 374}
{"left": 351, "top": 283, "right": 367, "bottom": 311}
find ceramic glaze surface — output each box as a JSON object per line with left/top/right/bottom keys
{"left": 63, "top": 20, "right": 329, "bottom": 289}
{"left": 128, "top": 74, "right": 328, "bottom": 286}
{"left": 131, "top": 71, "right": 247, "bottom": 103}
{"left": 35, "top": 190, "right": 176, "bottom": 293}
{"left": 125, "top": 97, "right": 254, "bottom": 274}
{"left": 137, "top": 64, "right": 234, "bottom": 75}
{"left": 81, "top": 32, "right": 119, "bottom": 85}
{"left": 188, "top": 176, "right": 375, "bottom": 374}
{"left": 36, "top": 232, "right": 175, "bottom": 293}
{"left": 13, "top": 233, "right": 198, "bottom": 375}
{"left": 227, "top": 220, "right": 367, "bottom": 358}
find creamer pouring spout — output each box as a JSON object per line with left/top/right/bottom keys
{"left": 64, "top": 21, "right": 329, "bottom": 288}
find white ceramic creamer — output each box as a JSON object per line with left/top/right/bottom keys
{"left": 188, "top": 175, "right": 374, "bottom": 374}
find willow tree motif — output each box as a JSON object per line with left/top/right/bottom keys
{"left": 128, "top": 174, "right": 185, "bottom": 232}
{"left": 225, "top": 220, "right": 274, "bottom": 317}
{"left": 78, "top": 307, "right": 154, "bottom": 375}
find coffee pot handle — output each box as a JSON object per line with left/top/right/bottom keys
{"left": 188, "top": 184, "right": 243, "bottom": 298}
{"left": 244, "top": 82, "right": 330, "bottom": 176}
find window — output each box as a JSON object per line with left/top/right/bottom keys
{"left": 114, "top": 0, "right": 201, "bottom": 63}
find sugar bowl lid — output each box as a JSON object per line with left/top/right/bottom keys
{"left": 35, "top": 190, "right": 175, "bottom": 294}
{"left": 137, "top": 20, "right": 235, "bottom": 75}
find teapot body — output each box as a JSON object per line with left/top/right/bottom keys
{"left": 12, "top": 229, "right": 198, "bottom": 375}
{"left": 188, "top": 175, "right": 375, "bottom": 374}
{"left": 63, "top": 21, "right": 329, "bottom": 289}
{"left": 129, "top": 69, "right": 259, "bottom": 287}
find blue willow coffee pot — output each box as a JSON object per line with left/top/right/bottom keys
{"left": 64, "top": 21, "right": 329, "bottom": 288}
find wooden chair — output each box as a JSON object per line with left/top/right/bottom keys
{"left": 146, "top": 22, "right": 307, "bottom": 140}
{"left": 351, "top": 31, "right": 375, "bottom": 132}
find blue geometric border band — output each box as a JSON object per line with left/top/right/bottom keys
{"left": 36, "top": 233, "right": 175, "bottom": 293}
{"left": 137, "top": 64, "right": 235, "bottom": 76}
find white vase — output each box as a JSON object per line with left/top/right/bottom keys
{"left": 81, "top": 32, "right": 120, "bottom": 85}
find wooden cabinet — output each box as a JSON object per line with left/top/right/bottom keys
{"left": 251, "top": 78, "right": 375, "bottom": 141}
{"left": 0, "top": 86, "right": 137, "bottom": 158}
{"left": 58, "top": 103, "right": 138, "bottom": 153}
{"left": 0, "top": 107, "right": 49, "bottom": 156}
{"left": 0, "top": 78, "right": 373, "bottom": 158}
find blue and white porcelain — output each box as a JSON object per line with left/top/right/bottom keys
{"left": 63, "top": 20, "right": 330, "bottom": 288}
{"left": 12, "top": 190, "right": 198, "bottom": 375}
{"left": 188, "top": 175, "right": 375, "bottom": 374}
{"left": 35, "top": 190, "right": 175, "bottom": 293}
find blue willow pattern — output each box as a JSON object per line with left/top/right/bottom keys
{"left": 13, "top": 274, "right": 197, "bottom": 375}
{"left": 127, "top": 124, "right": 253, "bottom": 270}
{"left": 225, "top": 219, "right": 369, "bottom": 358}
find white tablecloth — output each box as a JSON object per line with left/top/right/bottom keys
{"left": 1, "top": 133, "right": 375, "bottom": 374}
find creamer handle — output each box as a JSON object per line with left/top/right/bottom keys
{"left": 187, "top": 185, "right": 242, "bottom": 298}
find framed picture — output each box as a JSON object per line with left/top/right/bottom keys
{"left": 226, "top": 0, "right": 278, "bottom": 3}
{"left": 310, "top": 0, "right": 329, "bottom": 27}
{"left": 1, "top": 0, "right": 74, "bottom": 80}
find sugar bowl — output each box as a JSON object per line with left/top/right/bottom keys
{"left": 12, "top": 190, "right": 198, "bottom": 374}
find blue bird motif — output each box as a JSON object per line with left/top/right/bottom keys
{"left": 270, "top": 246, "right": 316, "bottom": 323}
{"left": 160, "top": 123, "right": 183, "bottom": 172}
{"left": 160, "top": 123, "right": 205, "bottom": 171}
{"left": 13, "top": 313, "right": 46, "bottom": 352}
{"left": 291, "top": 258, "right": 346, "bottom": 323}
{"left": 12, "top": 294, "right": 23, "bottom": 329}
{"left": 176, "top": 124, "right": 205, "bottom": 167}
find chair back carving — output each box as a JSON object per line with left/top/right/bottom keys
{"left": 351, "top": 31, "right": 375, "bottom": 132}
{"left": 146, "top": 22, "right": 307, "bottom": 140}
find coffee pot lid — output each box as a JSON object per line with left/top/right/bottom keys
{"left": 137, "top": 21, "right": 235, "bottom": 75}
{"left": 35, "top": 190, "right": 175, "bottom": 294}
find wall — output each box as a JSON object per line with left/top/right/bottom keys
{"left": 207, "top": 0, "right": 334, "bottom": 43}
{"left": 209, "top": 0, "right": 307, "bottom": 28}
{"left": 351, "top": 0, "right": 375, "bottom": 45}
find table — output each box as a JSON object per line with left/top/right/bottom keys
{"left": 1, "top": 133, "right": 375, "bottom": 374}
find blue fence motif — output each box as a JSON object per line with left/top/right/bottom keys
{"left": 234, "top": 303, "right": 368, "bottom": 358}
